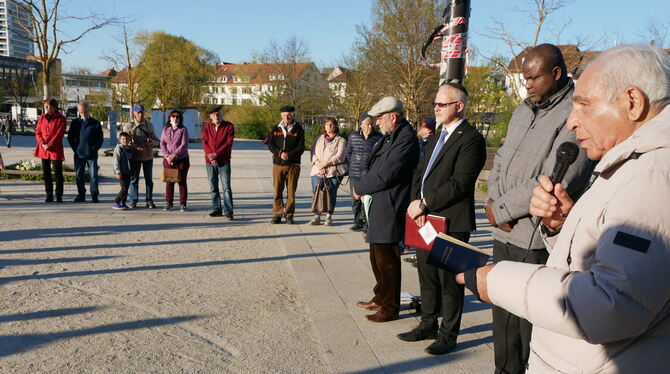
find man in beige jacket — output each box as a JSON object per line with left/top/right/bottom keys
{"left": 458, "top": 44, "right": 670, "bottom": 373}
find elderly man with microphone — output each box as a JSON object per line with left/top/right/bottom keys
{"left": 458, "top": 44, "right": 670, "bottom": 373}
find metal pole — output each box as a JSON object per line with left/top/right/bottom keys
{"left": 440, "top": 0, "right": 470, "bottom": 85}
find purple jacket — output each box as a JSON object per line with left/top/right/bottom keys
{"left": 160, "top": 126, "right": 189, "bottom": 160}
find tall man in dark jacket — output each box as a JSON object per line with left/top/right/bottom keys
{"left": 345, "top": 112, "right": 382, "bottom": 232}
{"left": 267, "top": 105, "right": 305, "bottom": 224}
{"left": 353, "top": 97, "right": 419, "bottom": 323}
{"left": 68, "top": 101, "right": 104, "bottom": 203}
{"left": 398, "top": 83, "right": 487, "bottom": 355}
{"left": 486, "top": 44, "right": 592, "bottom": 374}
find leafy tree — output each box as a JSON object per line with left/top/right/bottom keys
{"left": 348, "top": 0, "right": 443, "bottom": 125}
{"left": 104, "top": 25, "right": 145, "bottom": 121}
{"left": 137, "top": 31, "right": 217, "bottom": 121}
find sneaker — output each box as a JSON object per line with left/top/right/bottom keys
{"left": 397, "top": 325, "right": 437, "bottom": 342}
{"left": 121, "top": 204, "right": 130, "bottom": 210}
{"left": 112, "top": 203, "right": 127, "bottom": 210}
{"left": 285, "top": 216, "right": 294, "bottom": 224}
{"left": 209, "top": 210, "right": 223, "bottom": 217}
{"left": 129, "top": 201, "right": 137, "bottom": 209}
{"left": 73, "top": 195, "right": 85, "bottom": 202}
{"left": 325, "top": 217, "right": 333, "bottom": 226}
{"left": 164, "top": 203, "right": 173, "bottom": 211}
{"left": 226, "top": 214, "right": 234, "bottom": 221}
{"left": 350, "top": 223, "right": 364, "bottom": 232}
{"left": 424, "top": 334, "right": 457, "bottom": 356}
{"left": 180, "top": 205, "right": 187, "bottom": 212}
{"left": 270, "top": 216, "right": 282, "bottom": 224}
{"left": 309, "top": 216, "right": 321, "bottom": 225}
{"left": 146, "top": 201, "right": 156, "bottom": 209}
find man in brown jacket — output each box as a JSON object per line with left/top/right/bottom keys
{"left": 123, "top": 104, "right": 159, "bottom": 209}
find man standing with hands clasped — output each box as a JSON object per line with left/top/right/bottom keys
{"left": 123, "top": 104, "right": 159, "bottom": 209}
{"left": 202, "top": 105, "right": 235, "bottom": 219}
{"left": 458, "top": 44, "right": 670, "bottom": 373}
{"left": 267, "top": 105, "right": 305, "bottom": 224}
{"left": 485, "top": 43, "right": 592, "bottom": 374}
{"left": 68, "top": 101, "right": 104, "bottom": 203}
{"left": 398, "top": 83, "right": 486, "bottom": 355}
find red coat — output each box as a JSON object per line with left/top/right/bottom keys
{"left": 201, "top": 121, "right": 234, "bottom": 164}
{"left": 34, "top": 112, "right": 66, "bottom": 161}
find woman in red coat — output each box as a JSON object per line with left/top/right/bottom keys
{"left": 34, "top": 98, "right": 66, "bottom": 202}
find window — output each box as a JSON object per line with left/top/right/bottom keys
{"left": 242, "top": 87, "right": 251, "bottom": 94}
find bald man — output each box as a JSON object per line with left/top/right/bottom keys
{"left": 485, "top": 44, "right": 593, "bottom": 373}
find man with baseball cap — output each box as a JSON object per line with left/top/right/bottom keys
{"left": 123, "top": 103, "right": 159, "bottom": 209}
{"left": 267, "top": 105, "right": 305, "bottom": 224}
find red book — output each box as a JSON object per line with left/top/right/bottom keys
{"left": 404, "top": 213, "right": 448, "bottom": 251}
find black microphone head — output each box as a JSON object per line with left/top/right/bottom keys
{"left": 556, "top": 142, "right": 580, "bottom": 165}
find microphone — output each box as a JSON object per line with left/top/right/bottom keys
{"left": 532, "top": 142, "right": 580, "bottom": 231}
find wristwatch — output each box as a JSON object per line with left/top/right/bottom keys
{"left": 419, "top": 200, "right": 428, "bottom": 214}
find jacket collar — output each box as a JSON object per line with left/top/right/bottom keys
{"left": 595, "top": 105, "right": 670, "bottom": 174}
{"left": 523, "top": 80, "right": 574, "bottom": 112}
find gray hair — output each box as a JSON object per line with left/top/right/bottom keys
{"left": 440, "top": 83, "right": 469, "bottom": 114}
{"left": 78, "top": 101, "right": 90, "bottom": 109}
{"left": 593, "top": 44, "right": 670, "bottom": 107}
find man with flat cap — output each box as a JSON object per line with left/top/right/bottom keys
{"left": 344, "top": 112, "right": 383, "bottom": 232}
{"left": 485, "top": 43, "right": 592, "bottom": 373}
{"left": 202, "top": 105, "right": 235, "bottom": 219}
{"left": 267, "top": 105, "right": 305, "bottom": 224}
{"left": 123, "top": 103, "right": 160, "bottom": 209}
{"left": 353, "top": 97, "right": 419, "bottom": 322}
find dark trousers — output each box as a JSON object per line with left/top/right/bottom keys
{"left": 74, "top": 156, "right": 99, "bottom": 198}
{"left": 129, "top": 159, "right": 153, "bottom": 203}
{"left": 164, "top": 158, "right": 189, "bottom": 205}
{"left": 492, "top": 240, "right": 549, "bottom": 374}
{"left": 115, "top": 174, "right": 131, "bottom": 205}
{"left": 41, "top": 159, "right": 63, "bottom": 199}
{"left": 416, "top": 231, "right": 470, "bottom": 340}
{"left": 369, "top": 243, "right": 401, "bottom": 315}
{"left": 349, "top": 177, "right": 366, "bottom": 225}
{"left": 272, "top": 164, "right": 300, "bottom": 217}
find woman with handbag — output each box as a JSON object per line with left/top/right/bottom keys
{"left": 34, "top": 98, "right": 66, "bottom": 203}
{"left": 309, "top": 117, "right": 346, "bottom": 226}
{"left": 159, "top": 110, "right": 190, "bottom": 212}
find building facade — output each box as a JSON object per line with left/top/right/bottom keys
{"left": 0, "top": 0, "right": 35, "bottom": 59}
{"left": 61, "top": 72, "right": 113, "bottom": 109}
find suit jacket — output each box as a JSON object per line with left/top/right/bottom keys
{"left": 355, "top": 119, "right": 419, "bottom": 244}
{"left": 411, "top": 119, "right": 486, "bottom": 233}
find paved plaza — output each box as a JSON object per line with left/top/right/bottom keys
{"left": 0, "top": 135, "right": 494, "bottom": 373}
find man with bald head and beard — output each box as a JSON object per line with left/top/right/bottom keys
{"left": 485, "top": 44, "right": 593, "bottom": 373}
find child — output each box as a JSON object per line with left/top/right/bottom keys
{"left": 112, "top": 132, "right": 134, "bottom": 210}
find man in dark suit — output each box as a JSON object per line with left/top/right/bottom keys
{"left": 397, "top": 83, "right": 486, "bottom": 355}
{"left": 67, "top": 101, "right": 104, "bottom": 203}
{"left": 353, "top": 96, "right": 419, "bottom": 323}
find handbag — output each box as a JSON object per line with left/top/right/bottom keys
{"left": 334, "top": 162, "right": 348, "bottom": 177}
{"left": 161, "top": 167, "right": 180, "bottom": 183}
{"left": 311, "top": 177, "right": 334, "bottom": 213}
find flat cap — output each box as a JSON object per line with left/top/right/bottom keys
{"left": 208, "top": 105, "right": 222, "bottom": 114}
{"left": 368, "top": 96, "right": 403, "bottom": 117}
{"left": 279, "top": 105, "right": 295, "bottom": 113}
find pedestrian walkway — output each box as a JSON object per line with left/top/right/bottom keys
{"left": 0, "top": 135, "right": 494, "bottom": 373}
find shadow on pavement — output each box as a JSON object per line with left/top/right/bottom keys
{"left": 0, "top": 306, "right": 103, "bottom": 323}
{"left": 0, "top": 315, "right": 203, "bottom": 357}
{"left": 0, "top": 255, "right": 120, "bottom": 267}
{"left": 0, "top": 248, "right": 369, "bottom": 284}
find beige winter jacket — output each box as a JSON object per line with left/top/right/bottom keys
{"left": 310, "top": 134, "right": 346, "bottom": 178}
{"left": 487, "top": 106, "right": 670, "bottom": 373}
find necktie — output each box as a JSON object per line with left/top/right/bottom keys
{"left": 421, "top": 129, "right": 449, "bottom": 196}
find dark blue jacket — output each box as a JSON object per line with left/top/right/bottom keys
{"left": 345, "top": 129, "right": 383, "bottom": 178}
{"left": 68, "top": 117, "right": 103, "bottom": 159}
{"left": 355, "top": 120, "right": 419, "bottom": 244}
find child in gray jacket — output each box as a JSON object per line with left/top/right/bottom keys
{"left": 112, "top": 132, "right": 134, "bottom": 210}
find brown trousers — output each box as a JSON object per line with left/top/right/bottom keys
{"left": 272, "top": 164, "right": 300, "bottom": 217}
{"left": 369, "top": 243, "right": 401, "bottom": 315}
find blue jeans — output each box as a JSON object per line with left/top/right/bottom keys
{"left": 3, "top": 132, "right": 11, "bottom": 147}
{"left": 311, "top": 175, "right": 342, "bottom": 215}
{"left": 74, "top": 157, "right": 99, "bottom": 197}
{"left": 206, "top": 162, "right": 233, "bottom": 215}
{"left": 129, "top": 159, "right": 154, "bottom": 203}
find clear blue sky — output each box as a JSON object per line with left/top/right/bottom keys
{"left": 57, "top": 0, "right": 670, "bottom": 73}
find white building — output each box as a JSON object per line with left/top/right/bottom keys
{"left": 61, "top": 72, "right": 113, "bottom": 108}
{"left": 323, "top": 66, "right": 349, "bottom": 100}
{"left": 202, "top": 62, "right": 327, "bottom": 106}
{"left": 0, "top": 0, "right": 34, "bottom": 59}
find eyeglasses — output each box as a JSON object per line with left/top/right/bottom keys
{"left": 170, "top": 114, "right": 181, "bottom": 118}
{"left": 433, "top": 101, "right": 459, "bottom": 108}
